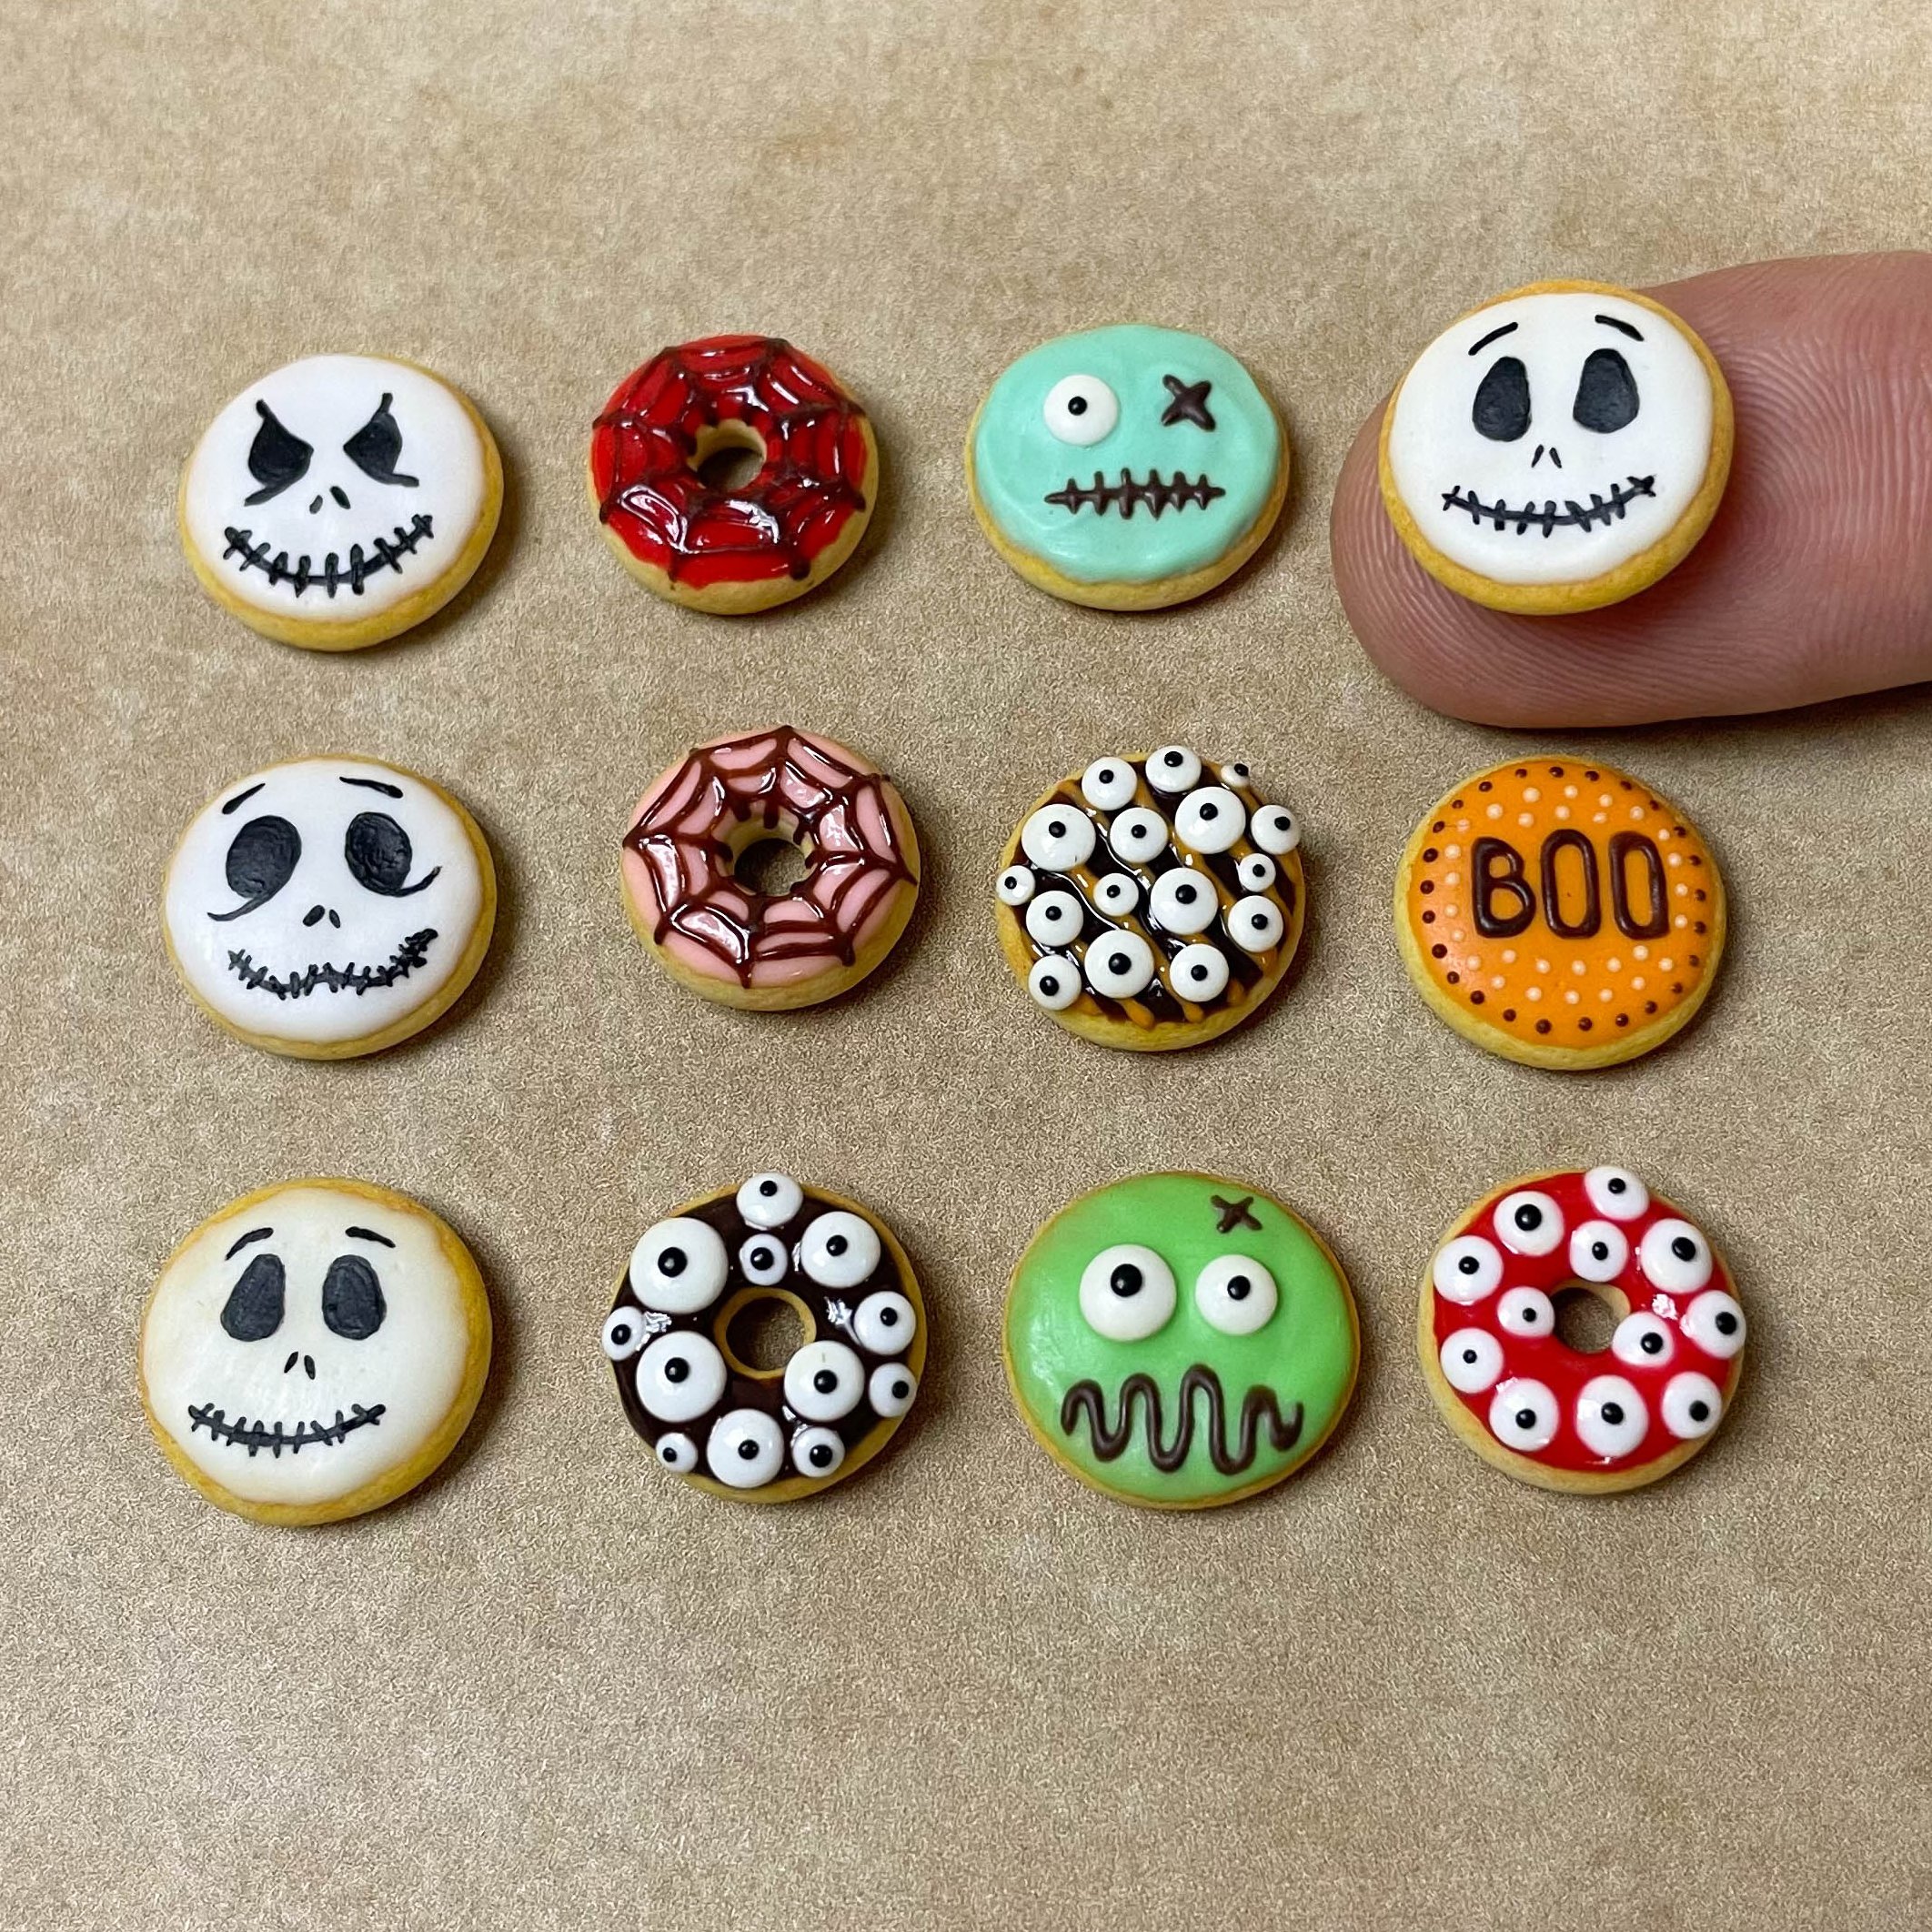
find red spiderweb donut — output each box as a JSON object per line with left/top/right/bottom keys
{"left": 591, "top": 336, "right": 872, "bottom": 590}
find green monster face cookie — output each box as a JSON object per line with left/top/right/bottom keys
{"left": 1004, "top": 1173, "right": 1358, "bottom": 1507}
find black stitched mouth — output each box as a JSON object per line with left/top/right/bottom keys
{"left": 1438, "top": 475, "right": 1655, "bottom": 536}
{"left": 226, "top": 928, "right": 437, "bottom": 1001}
{"left": 1045, "top": 470, "right": 1225, "bottom": 518}
{"left": 221, "top": 513, "right": 435, "bottom": 598}
{"left": 186, "top": 1401, "right": 385, "bottom": 1457}
{"left": 1060, "top": 1363, "right": 1302, "bottom": 1475}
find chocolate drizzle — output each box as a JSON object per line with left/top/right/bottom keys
{"left": 1044, "top": 469, "right": 1225, "bottom": 518}
{"left": 221, "top": 514, "right": 435, "bottom": 598}
{"left": 1060, "top": 1365, "right": 1302, "bottom": 1474}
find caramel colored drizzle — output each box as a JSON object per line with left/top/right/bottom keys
{"left": 1061, "top": 1366, "right": 1303, "bottom": 1475}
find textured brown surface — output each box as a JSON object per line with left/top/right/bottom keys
{"left": 4, "top": 3, "right": 1930, "bottom": 1927}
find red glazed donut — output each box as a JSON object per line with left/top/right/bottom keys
{"left": 589, "top": 335, "right": 878, "bottom": 613}
{"left": 1420, "top": 1166, "right": 1745, "bottom": 1493}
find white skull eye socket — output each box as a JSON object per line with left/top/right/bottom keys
{"left": 706, "top": 1408, "right": 785, "bottom": 1487}
{"left": 655, "top": 1431, "right": 699, "bottom": 1473}
{"left": 792, "top": 1424, "right": 846, "bottom": 1478}
{"left": 1021, "top": 804, "right": 1097, "bottom": 872}
{"left": 1661, "top": 1370, "right": 1724, "bottom": 1439}
{"left": 1168, "top": 942, "right": 1229, "bottom": 1002}
{"left": 1488, "top": 1377, "right": 1559, "bottom": 1452}
{"left": 1080, "top": 759, "right": 1138, "bottom": 811}
{"left": 1584, "top": 1165, "right": 1650, "bottom": 1221}
{"left": 737, "top": 1173, "right": 803, "bottom": 1230}
{"left": 1575, "top": 1374, "right": 1649, "bottom": 1460}
{"left": 799, "top": 1211, "right": 881, "bottom": 1290}
{"left": 738, "top": 1235, "right": 788, "bottom": 1286}
{"left": 601, "top": 1304, "right": 656, "bottom": 1361}
{"left": 1249, "top": 805, "right": 1300, "bottom": 855}
{"left": 783, "top": 1340, "right": 866, "bottom": 1422}
{"left": 1193, "top": 1253, "right": 1278, "bottom": 1334}
{"left": 1496, "top": 1286, "right": 1555, "bottom": 1337}
{"left": 1236, "top": 852, "right": 1277, "bottom": 892}
{"left": 852, "top": 1289, "right": 914, "bottom": 1355}
{"left": 1024, "top": 889, "right": 1083, "bottom": 947}
{"left": 1042, "top": 372, "right": 1119, "bottom": 446}
{"left": 1027, "top": 956, "right": 1081, "bottom": 1011}
{"left": 1148, "top": 868, "right": 1218, "bottom": 935}
{"left": 1146, "top": 746, "right": 1202, "bottom": 793}
{"left": 996, "top": 865, "right": 1035, "bottom": 907}
{"left": 1680, "top": 1289, "right": 1746, "bottom": 1360}
{"left": 1440, "top": 1327, "right": 1504, "bottom": 1394}
{"left": 1611, "top": 1311, "right": 1674, "bottom": 1369}
{"left": 634, "top": 1331, "right": 728, "bottom": 1423}
{"left": 1494, "top": 1190, "right": 1565, "bottom": 1257}
{"left": 1091, "top": 871, "right": 1139, "bottom": 918}
{"left": 1227, "top": 894, "right": 1284, "bottom": 953}
{"left": 868, "top": 1363, "right": 918, "bottom": 1416}
{"left": 1640, "top": 1218, "right": 1714, "bottom": 1293}
{"left": 1174, "top": 787, "right": 1247, "bottom": 854}
{"left": 1107, "top": 807, "right": 1170, "bottom": 866}
{"left": 1568, "top": 1219, "right": 1630, "bottom": 1283}
{"left": 1432, "top": 1233, "right": 1503, "bottom": 1304}
{"left": 629, "top": 1216, "right": 729, "bottom": 1313}
{"left": 1083, "top": 931, "right": 1155, "bottom": 1000}
{"left": 1078, "top": 1243, "right": 1177, "bottom": 1341}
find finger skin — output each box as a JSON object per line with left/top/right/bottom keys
{"left": 1332, "top": 253, "right": 1932, "bottom": 726}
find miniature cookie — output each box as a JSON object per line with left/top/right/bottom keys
{"left": 601, "top": 1174, "right": 925, "bottom": 1503}
{"left": 1394, "top": 758, "right": 1724, "bottom": 1070}
{"left": 995, "top": 747, "right": 1303, "bottom": 1051}
{"left": 1421, "top": 1167, "right": 1745, "bottom": 1494}
{"left": 180, "top": 354, "right": 502, "bottom": 649}
{"left": 589, "top": 335, "right": 878, "bottom": 614}
{"left": 966, "top": 325, "right": 1287, "bottom": 609}
{"left": 1004, "top": 1174, "right": 1357, "bottom": 1509}
{"left": 621, "top": 727, "right": 919, "bottom": 1011}
{"left": 1379, "top": 281, "right": 1732, "bottom": 615}
{"left": 163, "top": 756, "right": 496, "bottom": 1060}
{"left": 140, "top": 1179, "right": 491, "bottom": 1525}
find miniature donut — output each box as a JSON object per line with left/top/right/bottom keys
{"left": 601, "top": 1174, "right": 925, "bottom": 1503}
{"left": 589, "top": 334, "right": 878, "bottom": 614}
{"left": 179, "top": 354, "right": 502, "bottom": 649}
{"left": 1420, "top": 1167, "right": 1745, "bottom": 1493}
{"left": 620, "top": 727, "right": 920, "bottom": 1011}
{"left": 162, "top": 755, "right": 497, "bottom": 1060}
{"left": 966, "top": 324, "right": 1287, "bottom": 609}
{"left": 1394, "top": 756, "right": 1724, "bottom": 1070}
{"left": 1004, "top": 1173, "right": 1358, "bottom": 1509}
{"left": 139, "top": 1179, "right": 491, "bottom": 1525}
{"left": 1379, "top": 280, "right": 1733, "bottom": 615}
{"left": 995, "top": 746, "right": 1303, "bottom": 1051}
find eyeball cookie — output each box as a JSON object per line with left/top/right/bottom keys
{"left": 163, "top": 756, "right": 497, "bottom": 1059}
{"left": 995, "top": 748, "right": 1303, "bottom": 1051}
{"left": 1004, "top": 1174, "right": 1357, "bottom": 1509}
{"left": 621, "top": 727, "right": 919, "bottom": 1011}
{"left": 966, "top": 325, "right": 1287, "bottom": 609}
{"left": 180, "top": 354, "right": 502, "bottom": 649}
{"left": 1394, "top": 758, "right": 1724, "bottom": 1070}
{"left": 139, "top": 1179, "right": 491, "bottom": 1525}
{"left": 1421, "top": 1168, "right": 1744, "bottom": 1493}
{"left": 589, "top": 335, "right": 878, "bottom": 614}
{"left": 601, "top": 1176, "right": 925, "bottom": 1502}
{"left": 1379, "top": 281, "right": 1733, "bottom": 615}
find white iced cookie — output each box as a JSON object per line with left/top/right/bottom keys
{"left": 162, "top": 756, "right": 496, "bottom": 1060}
{"left": 179, "top": 354, "right": 502, "bottom": 649}
{"left": 1379, "top": 281, "right": 1733, "bottom": 615}
{"left": 140, "top": 1180, "right": 492, "bottom": 1525}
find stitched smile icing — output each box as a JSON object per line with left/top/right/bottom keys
{"left": 226, "top": 928, "right": 438, "bottom": 1001}
{"left": 1045, "top": 470, "right": 1226, "bottom": 518}
{"left": 1438, "top": 475, "right": 1656, "bottom": 535}
{"left": 220, "top": 513, "right": 436, "bottom": 598}
{"left": 186, "top": 1401, "right": 386, "bottom": 1456}
{"left": 1060, "top": 1364, "right": 1302, "bottom": 1474}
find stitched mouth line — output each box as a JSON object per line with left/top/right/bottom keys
{"left": 226, "top": 928, "right": 437, "bottom": 1001}
{"left": 221, "top": 513, "right": 436, "bottom": 598}
{"left": 1045, "top": 470, "right": 1226, "bottom": 518}
{"left": 186, "top": 1402, "right": 386, "bottom": 1457}
{"left": 1060, "top": 1364, "right": 1303, "bottom": 1475}
{"left": 1439, "top": 475, "right": 1655, "bottom": 535}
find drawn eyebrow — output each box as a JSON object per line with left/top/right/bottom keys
{"left": 1467, "top": 321, "right": 1519, "bottom": 356}
{"left": 345, "top": 1225, "right": 396, "bottom": 1247}
{"left": 225, "top": 1226, "right": 274, "bottom": 1259}
{"left": 339, "top": 776, "right": 404, "bottom": 799}
{"left": 1595, "top": 313, "right": 1645, "bottom": 341}
{"left": 220, "top": 782, "right": 266, "bottom": 817}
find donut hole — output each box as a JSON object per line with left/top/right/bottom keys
{"left": 690, "top": 422, "right": 768, "bottom": 493}
{"left": 1553, "top": 1283, "right": 1627, "bottom": 1353}
{"left": 719, "top": 1286, "right": 815, "bottom": 1377}
{"left": 734, "top": 837, "right": 810, "bottom": 898}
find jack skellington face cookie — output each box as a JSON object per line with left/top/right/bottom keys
{"left": 1380, "top": 282, "right": 1732, "bottom": 614}
{"left": 163, "top": 756, "right": 496, "bottom": 1059}
{"left": 139, "top": 1179, "right": 491, "bottom": 1525}
{"left": 180, "top": 354, "right": 502, "bottom": 649}
{"left": 601, "top": 1176, "right": 925, "bottom": 1503}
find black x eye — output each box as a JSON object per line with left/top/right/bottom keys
{"left": 244, "top": 401, "right": 314, "bottom": 504}
{"left": 1473, "top": 356, "right": 1531, "bottom": 440}
{"left": 220, "top": 1253, "right": 286, "bottom": 1340}
{"left": 321, "top": 1255, "right": 387, "bottom": 1339}
{"left": 208, "top": 815, "right": 301, "bottom": 921}
{"left": 344, "top": 812, "right": 439, "bottom": 897}
{"left": 341, "top": 394, "right": 419, "bottom": 487}
{"left": 1574, "top": 348, "right": 1639, "bottom": 433}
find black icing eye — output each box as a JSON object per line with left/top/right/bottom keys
{"left": 321, "top": 1254, "right": 386, "bottom": 1339}
{"left": 341, "top": 394, "right": 420, "bottom": 487}
{"left": 244, "top": 401, "right": 313, "bottom": 504}
{"left": 1472, "top": 356, "right": 1532, "bottom": 441}
{"left": 220, "top": 1253, "right": 286, "bottom": 1340}
{"left": 1574, "top": 347, "right": 1639, "bottom": 433}
{"left": 210, "top": 815, "right": 301, "bottom": 921}
{"left": 345, "top": 812, "right": 440, "bottom": 898}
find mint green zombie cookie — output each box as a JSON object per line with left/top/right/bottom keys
{"left": 965, "top": 325, "right": 1288, "bottom": 609}
{"left": 1003, "top": 1173, "right": 1357, "bottom": 1507}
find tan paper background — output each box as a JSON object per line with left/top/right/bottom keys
{"left": 4, "top": 2, "right": 1930, "bottom": 1926}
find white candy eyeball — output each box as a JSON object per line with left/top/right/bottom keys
{"left": 600, "top": 1303, "right": 655, "bottom": 1361}
{"left": 737, "top": 1173, "right": 803, "bottom": 1231}
{"left": 1236, "top": 852, "right": 1277, "bottom": 892}
{"left": 1043, "top": 372, "right": 1119, "bottom": 446}
{"left": 1078, "top": 1243, "right": 1177, "bottom": 1342}
{"left": 1148, "top": 867, "right": 1218, "bottom": 935}
{"left": 629, "top": 1216, "right": 729, "bottom": 1313}
{"left": 1249, "top": 804, "right": 1300, "bottom": 855}
{"left": 1680, "top": 1288, "right": 1746, "bottom": 1360}
{"left": 852, "top": 1289, "right": 914, "bottom": 1355}
{"left": 1575, "top": 1374, "right": 1649, "bottom": 1460}
{"left": 1439, "top": 1327, "right": 1504, "bottom": 1394}
{"left": 799, "top": 1211, "right": 881, "bottom": 1290}
{"left": 1193, "top": 1253, "right": 1278, "bottom": 1334}
{"left": 1091, "top": 870, "right": 1140, "bottom": 918}
{"left": 737, "top": 1233, "right": 789, "bottom": 1286}
{"left": 996, "top": 865, "right": 1036, "bottom": 907}
{"left": 705, "top": 1407, "right": 785, "bottom": 1487}
{"left": 1027, "top": 955, "right": 1081, "bottom": 1011}
{"left": 1146, "top": 746, "right": 1202, "bottom": 793}
{"left": 1496, "top": 1285, "right": 1555, "bottom": 1338}
{"left": 1227, "top": 894, "right": 1285, "bottom": 953}
{"left": 1568, "top": 1220, "right": 1631, "bottom": 1283}
{"left": 1583, "top": 1165, "right": 1650, "bottom": 1221}
{"left": 1611, "top": 1311, "right": 1674, "bottom": 1369}
{"left": 1488, "top": 1378, "right": 1559, "bottom": 1452}
{"left": 1084, "top": 931, "right": 1156, "bottom": 1000}
{"left": 1024, "top": 889, "right": 1084, "bottom": 947}
{"left": 1168, "top": 942, "right": 1230, "bottom": 1003}
{"left": 1107, "top": 806, "right": 1171, "bottom": 866}
{"left": 792, "top": 1424, "right": 846, "bottom": 1478}
{"left": 1220, "top": 759, "right": 1254, "bottom": 787}
{"left": 655, "top": 1431, "right": 699, "bottom": 1473}
{"left": 1661, "top": 1370, "right": 1725, "bottom": 1439}
{"left": 1080, "top": 758, "right": 1139, "bottom": 811}
{"left": 1494, "top": 1189, "right": 1565, "bottom": 1257}
{"left": 1173, "top": 787, "right": 1246, "bottom": 854}
{"left": 1021, "top": 803, "right": 1097, "bottom": 872}
{"left": 868, "top": 1363, "right": 919, "bottom": 1417}
{"left": 634, "top": 1331, "right": 728, "bottom": 1424}
{"left": 1639, "top": 1218, "right": 1715, "bottom": 1293}
{"left": 1432, "top": 1233, "right": 1503, "bottom": 1304}
{"left": 782, "top": 1339, "right": 866, "bottom": 1422}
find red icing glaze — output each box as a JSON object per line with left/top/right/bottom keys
{"left": 1429, "top": 1169, "right": 1743, "bottom": 1474}
{"left": 591, "top": 336, "right": 870, "bottom": 590}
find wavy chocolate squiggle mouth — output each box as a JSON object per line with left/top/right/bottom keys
{"left": 1438, "top": 475, "right": 1655, "bottom": 536}
{"left": 1045, "top": 470, "right": 1225, "bottom": 518}
{"left": 222, "top": 513, "right": 436, "bottom": 598}
{"left": 1060, "top": 1364, "right": 1302, "bottom": 1475}
{"left": 186, "top": 1401, "right": 385, "bottom": 1457}
{"left": 226, "top": 929, "right": 437, "bottom": 1001}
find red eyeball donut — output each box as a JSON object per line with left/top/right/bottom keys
{"left": 1420, "top": 1167, "right": 1745, "bottom": 1493}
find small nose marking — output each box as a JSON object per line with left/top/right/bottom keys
{"left": 308, "top": 494, "right": 324, "bottom": 514}
{"left": 331, "top": 485, "right": 351, "bottom": 508}
{"left": 283, "top": 1352, "right": 298, "bottom": 1374}
{"left": 303, "top": 905, "right": 327, "bottom": 927}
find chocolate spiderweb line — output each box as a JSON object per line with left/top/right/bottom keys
{"left": 625, "top": 730, "right": 915, "bottom": 985}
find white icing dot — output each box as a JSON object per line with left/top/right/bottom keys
{"left": 1168, "top": 941, "right": 1231, "bottom": 1002}
{"left": 1084, "top": 931, "right": 1157, "bottom": 999}
{"left": 1522, "top": 788, "right": 1539, "bottom": 802}
{"left": 1027, "top": 956, "right": 1080, "bottom": 1011}
{"left": 1021, "top": 804, "right": 1097, "bottom": 872}
{"left": 1146, "top": 747, "right": 1203, "bottom": 794}
{"left": 1081, "top": 760, "right": 1138, "bottom": 812}
{"left": 996, "top": 865, "right": 1036, "bottom": 907}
